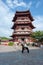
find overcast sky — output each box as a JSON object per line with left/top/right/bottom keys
{"left": 0, "top": 0, "right": 43, "bottom": 38}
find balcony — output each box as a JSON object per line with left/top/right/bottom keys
{"left": 16, "top": 19, "right": 31, "bottom": 22}
{"left": 15, "top": 30, "right": 32, "bottom": 32}
{"left": 14, "top": 21, "right": 30, "bottom": 24}
{"left": 13, "top": 31, "right": 31, "bottom": 35}
{"left": 14, "top": 28, "right": 32, "bottom": 32}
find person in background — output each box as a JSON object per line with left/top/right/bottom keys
{"left": 21, "top": 39, "right": 29, "bottom": 53}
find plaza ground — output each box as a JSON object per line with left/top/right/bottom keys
{"left": 0, "top": 45, "right": 43, "bottom": 65}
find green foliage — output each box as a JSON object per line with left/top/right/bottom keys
{"left": 0, "top": 37, "right": 9, "bottom": 40}
{"left": 0, "top": 42, "right": 1, "bottom": 45}
{"left": 31, "top": 31, "right": 43, "bottom": 39}
{"left": 8, "top": 42, "right": 14, "bottom": 46}
{"left": 32, "top": 43, "right": 35, "bottom": 46}
{"left": 39, "top": 38, "right": 43, "bottom": 44}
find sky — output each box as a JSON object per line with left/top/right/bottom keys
{"left": 0, "top": 0, "right": 43, "bottom": 38}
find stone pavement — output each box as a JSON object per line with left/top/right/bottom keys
{"left": 0, "top": 45, "right": 43, "bottom": 65}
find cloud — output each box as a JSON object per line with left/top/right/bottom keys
{"left": 33, "top": 16, "right": 43, "bottom": 31}
{"left": 36, "top": 1, "right": 40, "bottom": 8}
{"left": 6, "top": 0, "right": 14, "bottom": 8}
{"left": 27, "top": 1, "right": 32, "bottom": 9}
{"left": 0, "top": 0, "right": 14, "bottom": 37}
{"left": 6, "top": 0, "right": 26, "bottom": 8}
{"left": 6, "top": 0, "right": 32, "bottom": 9}
{"left": 0, "top": 0, "right": 43, "bottom": 38}
{"left": 13, "top": 0, "right": 26, "bottom": 7}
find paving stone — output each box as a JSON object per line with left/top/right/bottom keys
{"left": 0, "top": 45, "right": 43, "bottom": 65}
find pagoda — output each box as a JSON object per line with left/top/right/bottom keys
{"left": 11, "top": 10, "right": 35, "bottom": 43}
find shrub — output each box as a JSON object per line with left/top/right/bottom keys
{"left": 32, "top": 43, "right": 35, "bottom": 46}
{"left": 8, "top": 42, "right": 14, "bottom": 46}
{"left": 0, "top": 42, "right": 1, "bottom": 45}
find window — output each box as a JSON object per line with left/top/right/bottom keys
{"left": 21, "top": 38, "right": 25, "bottom": 41}
{"left": 21, "top": 27, "right": 24, "bottom": 30}
{"left": 21, "top": 18, "right": 24, "bottom": 20}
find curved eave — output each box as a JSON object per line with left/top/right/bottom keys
{"left": 11, "top": 26, "right": 15, "bottom": 29}
{"left": 11, "top": 24, "right": 16, "bottom": 29}
{"left": 13, "top": 14, "right": 34, "bottom": 22}
{"left": 29, "top": 23, "right": 35, "bottom": 29}
{"left": 31, "top": 26, "right": 35, "bottom": 29}
{"left": 11, "top": 23, "right": 35, "bottom": 29}
{"left": 11, "top": 33, "right": 31, "bottom": 37}
{"left": 10, "top": 35, "right": 14, "bottom": 38}
{"left": 12, "top": 10, "right": 34, "bottom": 22}
{"left": 11, "top": 26, "right": 14, "bottom": 29}
{"left": 16, "top": 10, "right": 29, "bottom": 13}
{"left": 12, "top": 14, "right": 17, "bottom": 22}
{"left": 32, "top": 27, "right": 35, "bottom": 29}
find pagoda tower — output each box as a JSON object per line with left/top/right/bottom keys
{"left": 11, "top": 10, "right": 35, "bottom": 43}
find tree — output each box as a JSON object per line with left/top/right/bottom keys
{"left": 31, "top": 31, "right": 43, "bottom": 44}
{"left": 31, "top": 31, "right": 43, "bottom": 39}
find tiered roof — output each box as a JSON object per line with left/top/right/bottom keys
{"left": 12, "top": 10, "right": 34, "bottom": 22}
{"left": 11, "top": 10, "right": 35, "bottom": 37}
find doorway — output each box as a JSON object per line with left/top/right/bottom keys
{"left": 21, "top": 38, "right": 25, "bottom": 41}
